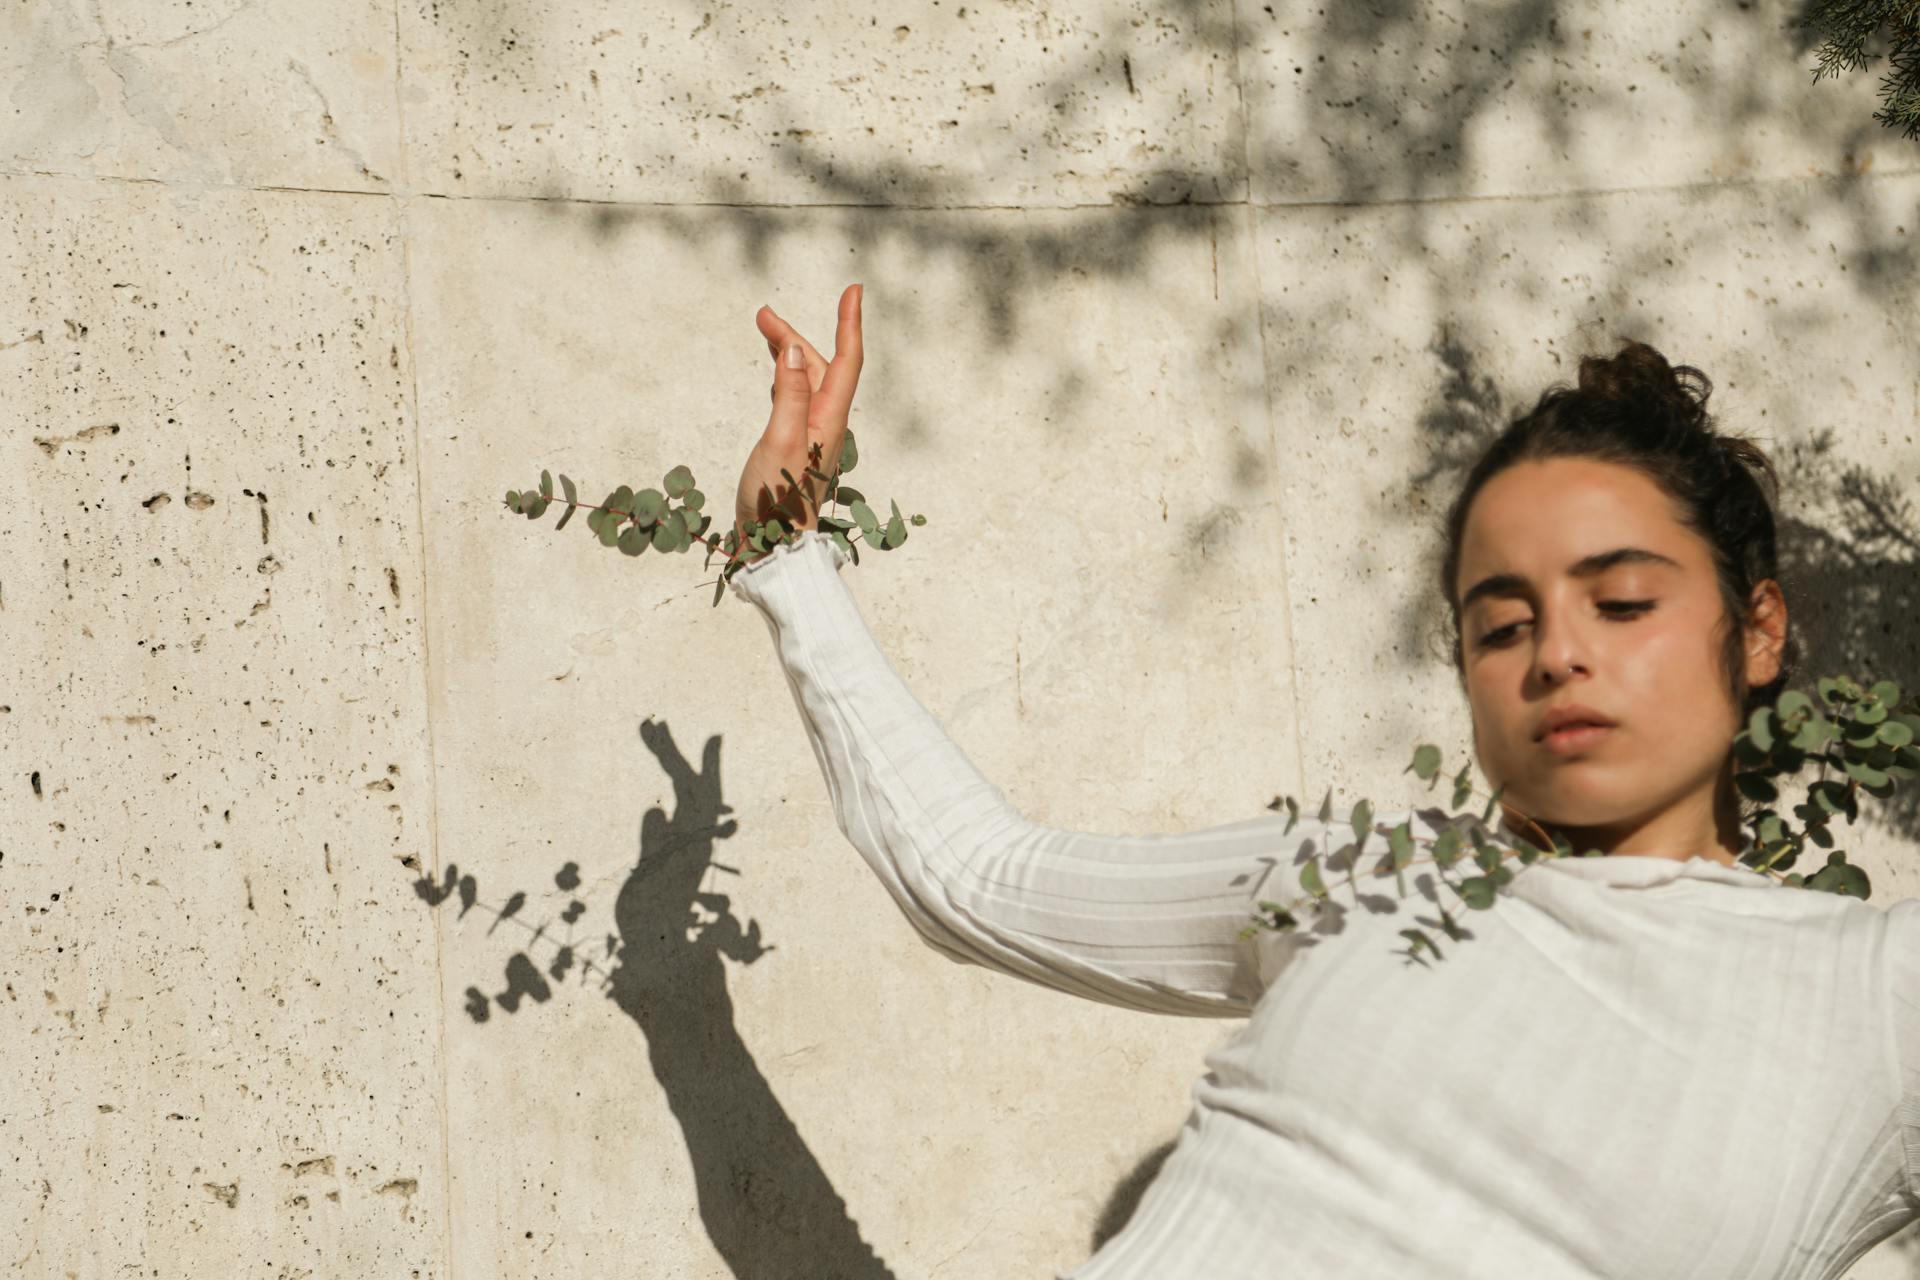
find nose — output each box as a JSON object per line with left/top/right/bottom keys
{"left": 1530, "top": 607, "right": 1589, "bottom": 688}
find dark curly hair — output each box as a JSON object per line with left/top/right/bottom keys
{"left": 1436, "top": 339, "right": 1801, "bottom": 727}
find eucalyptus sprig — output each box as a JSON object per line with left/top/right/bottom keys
{"left": 503, "top": 430, "right": 926, "bottom": 606}
{"left": 1727, "top": 676, "right": 1919, "bottom": 891}
{"left": 1241, "top": 679, "right": 1918, "bottom": 962}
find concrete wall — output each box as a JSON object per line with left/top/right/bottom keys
{"left": 3, "top": 0, "right": 1916, "bottom": 1276}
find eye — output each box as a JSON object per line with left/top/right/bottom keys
{"left": 1476, "top": 599, "right": 1656, "bottom": 648}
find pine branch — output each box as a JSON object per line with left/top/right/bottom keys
{"left": 1801, "top": 0, "right": 1920, "bottom": 139}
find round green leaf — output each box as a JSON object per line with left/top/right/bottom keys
{"left": 839, "top": 430, "right": 859, "bottom": 474}
{"left": 664, "top": 465, "right": 694, "bottom": 499}
{"left": 1350, "top": 798, "right": 1373, "bottom": 845}
{"left": 1808, "top": 852, "right": 1871, "bottom": 900}
{"left": 540, "top": 469, "right": 554, "bottom": 500}
{"left": 618, "top": 525, "right": 649, "bottom": 556}
{"left": 1471, "top": 830, "right": 1501, "bottom": 873}
{"left": 1388, "top": 821, "right": 1416, "bottom": 869}
{"left": 1844, "top": 759, "right": 1888, "bottom": 788}
{"left": 1844, "top": 720, "right": 1884, "bottom": 748}
{"left": 1789, "top": 716, "right": 1832, "bottom": 751}
{"left": 1745, "top": 707, "right": 1775, "bottom": 753}
{"left": 1299, "top": 859, "right": 1326, "bottom": 898}
{"left": 1409, "top": 744, "right": 1442, "bottom": 782}
{"left": 633, "top": 489, "right": 666, "bottom": 526}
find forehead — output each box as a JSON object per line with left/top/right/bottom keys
{"left": 1456, "top": 457, "right": 1705, "bottom": 596}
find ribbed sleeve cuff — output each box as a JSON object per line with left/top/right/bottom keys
{"left": 726, "top": 528, "right": 850, "bottom": 606}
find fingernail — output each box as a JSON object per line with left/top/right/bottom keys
{"left": 786, "top": 343, "right": 803, "bottom": 369}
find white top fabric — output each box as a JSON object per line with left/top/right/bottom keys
{"left": 729, "top": 528, "right": 1920, "bottom": 1279}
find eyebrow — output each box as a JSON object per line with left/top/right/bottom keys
{"left": 1460, "top": 546, "right": 1684, "bottom": 613}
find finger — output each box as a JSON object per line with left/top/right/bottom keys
{"left": 757, "top": 306, "right": 828, "bottom": 391}
{"left": 814, "top": 284, "right": 864, "bottom": 430}
{"left": 759, "top": 312, "right": 814, "bottom": 452}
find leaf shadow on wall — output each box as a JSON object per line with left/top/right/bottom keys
{"left": 413, "top": 715, "right": 896, "bottom": 1280}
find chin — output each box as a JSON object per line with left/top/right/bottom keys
{"left": 1500, "top": 769, "right": 1636, "bottom": 832}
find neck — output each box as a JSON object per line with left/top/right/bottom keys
{"left": 1505, "top": 768, "right": 1747, "bottom": 868}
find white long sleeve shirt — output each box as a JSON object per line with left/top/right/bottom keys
{"left": 729, "top": 528, "right": 1920, "bottom": 1279}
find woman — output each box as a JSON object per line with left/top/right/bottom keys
{"left": 726, "top": 284, "right": 1919, "bottom": 1277}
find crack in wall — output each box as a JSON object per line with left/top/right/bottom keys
{"left": 287, "top": 56, "right": 388, "bottom": 185}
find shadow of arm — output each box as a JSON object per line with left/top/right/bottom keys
{"left": 729, "top": 530, "right": 1318, "bottom": 1018}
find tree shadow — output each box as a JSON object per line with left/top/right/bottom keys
{"left": 441, "top": 0, "right": 1918, "bottom": 1258}
{"left": 546, "top": 0, "right": 1912, "bottom": 612}
{"left": 411, "top": 715, "right": 896, "bottom": 1280}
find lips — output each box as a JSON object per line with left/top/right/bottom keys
{"left": 1535, "top": 705, "right": 1618, "bottom": 742}
{"left": 1539, "top": 723, "right": 1615, "bottom": 755}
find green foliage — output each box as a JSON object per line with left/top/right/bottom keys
{"left": 1241, "top": 681, "right": 1918, "bottom": 962}
{"left": 1800, "top": 0, "right": 1920, "bottom": 139}
{"left": 508, "top": 432, "right": 1914, "bottom": 965}
{"left": 502, "top": 429, "right": 928, "bottom": 607}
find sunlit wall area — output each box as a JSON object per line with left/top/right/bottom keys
{"left": 2, "top": 2, "right": 1915, "bottom": 1277}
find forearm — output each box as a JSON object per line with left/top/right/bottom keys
{"left": 728, "top": 529, "right": 1295, "bottom": 1017}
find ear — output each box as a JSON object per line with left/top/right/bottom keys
{"left": 1742, "top": 578, "right": 1788, "bottom": 690}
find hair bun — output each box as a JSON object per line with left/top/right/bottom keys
{"left": 1576, "top": 339, "right": 1711, "bottom": 433}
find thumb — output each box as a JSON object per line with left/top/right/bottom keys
{"left": 769, "top": 339, "right": 812, "bottom": 449}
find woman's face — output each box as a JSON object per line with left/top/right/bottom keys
{"left": 1454, "top": 456, "right": 1783, "bottom": 852}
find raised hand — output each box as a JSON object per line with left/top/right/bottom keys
{"left": 733, "top": 284, "right": 864, "bottom": 561}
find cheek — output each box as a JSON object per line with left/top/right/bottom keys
{"left": 1624, "top": 611, "right": 1735, "bottom": 727}
{"left": 1463, "top": 675, "right": 1521, "bottom": 761}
